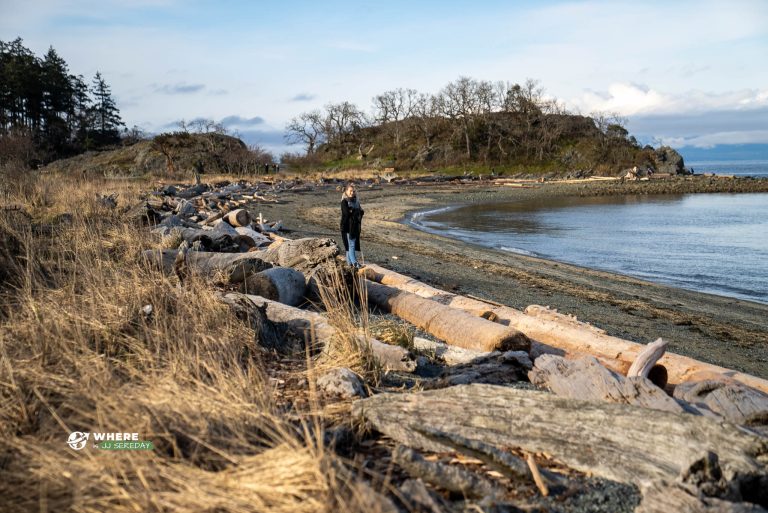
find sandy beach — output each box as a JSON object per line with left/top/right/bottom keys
{"left": 254, "top": 175, "right": 768, "bottom": 379}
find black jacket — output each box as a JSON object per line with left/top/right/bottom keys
{"left": 340, "top": 197, "right": 364, "bottom": 251}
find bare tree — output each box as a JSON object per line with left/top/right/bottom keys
{"left": 372, "top": 88, "right": 417, "bottom": 149}
{"left": 438, "top": 77, "right": 483, "bottom": 158}
{"left": 285, "top": 110, "right": 325, "bottom": 154}
{"left": 412, "top": 92, "right": 439, "bottom": 149}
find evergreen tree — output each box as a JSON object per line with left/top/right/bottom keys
{"left": 0, "top": 37, "right": 126, "bottom": 162}
{"left": 90, "top": 71, "right": 123, "bottom": 146}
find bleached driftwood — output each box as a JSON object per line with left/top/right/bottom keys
{"left": 529, "top": 354, "right": 685, "bottom": 413}
{"left": 353, "top": 384, "right": 768, "bottom": 500}
{"left": 674, "top": 380, "right": 768, "bottom": 429}
{"left": 222, "top": 293, "right": 416, "bottom": 372}
{"left": 142, "top": 249, "right": 271, "bottom": 284}
{"left": 361, "top": 263, "right": 768, "bottom": 394}
{"left": 628, "top": 337, "right": 669, "bottom": 378}
{"left": 412, "top": 337, "right": 491, "bottom": 365}
{"left": 224, "top": 208, "right": 251, "bottom": 227}
{"left": 365, "top": 281, "right": 530, "bottom": 353}
{"left": 240, "top": 267, "right": 306, "bottom": 306}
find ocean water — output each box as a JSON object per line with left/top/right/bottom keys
{"left": 687, "top": 160, "right": 768, "bottom": 177}
{"left": 411, "top": 193, "right": 768, "bottom": 304}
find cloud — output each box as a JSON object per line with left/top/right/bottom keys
{"left": 659, "top": 130, "right": 768, "bottom": 149}
{"left": 220, "top": 115, "right": 265, "bottom": 128}
{"left": 290, "top": 93, "right": 316, "bottom": 102}
{"left": 570, "top": 83, "right": 768, "bottom": 117}
{"left": 155, "top": 83, "right": 205, "bottom": 95}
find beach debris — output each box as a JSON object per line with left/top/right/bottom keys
{"left": 528, "top": 354, "right": 685, "bottom": 413}
{"left": 142, "top": 249, "right": 272, "bottom": 284}
{"left": 239, "top": 267, "right": 306, "bottom": 306}
{"left": 364, "top": 280, "right": 530, "bottom": 353}
{"left": 221, "top": 293, "right": 417, "bottom": 372}
{"left": 361, "top": 263, "right": 768, "bottom": 394}
{"left": 354, "top": 384, "right": 768, "bottom": 507}
{"left": 673, "top": 380, "right": 768, "bottom": 433}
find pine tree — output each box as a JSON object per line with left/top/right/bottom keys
{"left": 90, "top": 71, "right": 123, "bottom": 146}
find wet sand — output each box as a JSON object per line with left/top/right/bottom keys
{"left": 254, "top": 176, "right": 768, "bottom": 378}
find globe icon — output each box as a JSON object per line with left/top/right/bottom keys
{"left": 67, "top": 431, "right": 89, "bottom": 450}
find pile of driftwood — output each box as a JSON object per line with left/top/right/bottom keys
{"left": 134, "top": 180, "right": 768, "bottom": 512}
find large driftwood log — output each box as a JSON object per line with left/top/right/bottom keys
{"left": 260, "top": 237, "right": 340, "bottom": 274}
{"left": 674, "top": 380, "right": 768, "bottom": 430}
{"left": 365, "top": 281, "right": 530, "bottom": 353}
{"left": 224, "top": 208, "right": 251, "bottom": 227}
{"left": 353, "top": 384, "right": 768, "bottom": 500}
{"left": 222, "top": 293, "right": 416, "bottom": 372}
{"left": 142, "top": 249, "right": 271, "bottom": 284}
{"left": 529, "top": 354, "right": 686, "bottom": 413}
{"left": 361, "top": 263, "right": 768, "bottom": 394}
{"left": 240, "top": 267, "right": 306, "bottom": 306}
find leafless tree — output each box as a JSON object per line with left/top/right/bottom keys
{"left": 285, "top": 110, "right": 325, "bottom": 154}
{"left": 372, "top": 88, "right": 417, "bottom": 149}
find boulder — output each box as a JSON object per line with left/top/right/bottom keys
{"left": 317, "top": 367, "right": 366, "bottom": 399}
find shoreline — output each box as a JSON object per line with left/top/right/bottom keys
{"left": 256, "top": 176, "right": 768, "bottom": 378}
{"left": 403, "top": 193, "right": 768, "bottom": 305}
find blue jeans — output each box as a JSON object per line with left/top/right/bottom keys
{"left": 346, "top": 237, "right": 358, "bottom": 265}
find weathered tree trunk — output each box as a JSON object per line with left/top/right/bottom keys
{"left": 260, "top": 237, "right": 340, "bottom": 274}
{"left": 225, "top": 208, "right": 251, "bottom": 227}
{"left": 361, "top": 264, "right": 768, "bottom": 394}
{"left": 365, "top": 281, "right": 530, "bottom": 353}
{"left": 674, "top": 380, "right": 768, "bottom": 430}
{"left": 142, "top": 249, "right": 271, "bottom": 284}
{"left": 240, "top": 267, "right": 306, "bottom": 306}
{"left": 353, "top": 384, "right": 768, "bottom": 503}
{"left": 222, "top": 293, "right": 416, "bottom": 372}
{"left": 528, "top": 354, "right": 685, "bottom": 413}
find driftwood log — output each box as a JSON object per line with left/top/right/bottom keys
{"left": 412, "top": 336, "right": 491, "bottom": 365}
{"left": 224, "top": 208, "right": 251, "bottom": 227}
{"left": 365, "top": 281, "right": 530, "bottom": 353}
{"left": 240, "top": 267, "right": 306, "bottom": 306}
{"left": 361, "top": 263, "right": 768, "bottom": 394}
{"left": 260, "top": 237, "right": 340, "bottom": 274}
{"left": 142, "top": 249, "right": 271, "bottom": 284}
{"left": 528, "top": 354, "right": 686, "bottom": 413}
{"left": 674, "top": 380, "right": 768, "bottom": 430}
{"left": 222, "top": 293, "right": 416, "bottom": 372}
{"left": 354, "top": 384, "right": 768, "bottom": 507}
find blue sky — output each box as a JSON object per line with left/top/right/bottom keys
{"left": 2, "top": 0, "right": 766, "bottom": 156}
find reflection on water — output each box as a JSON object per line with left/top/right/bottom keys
{"left": 410, "top": 193, "right": 768, "bottom": 304}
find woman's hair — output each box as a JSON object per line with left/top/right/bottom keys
{"left": 343, "top": 182, "right": 356, "bottom": 199}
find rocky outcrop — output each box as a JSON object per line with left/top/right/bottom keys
{"left": 654, "top": 146, "right": 688, "bottom": 175}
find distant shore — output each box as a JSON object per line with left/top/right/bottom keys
{"left": 256, "top": 175, "right": 768, "bottom": 378}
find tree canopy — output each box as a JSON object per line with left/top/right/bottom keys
{"left": 0, "top": 37, "right": 125, "bottom": 164}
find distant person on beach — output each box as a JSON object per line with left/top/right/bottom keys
{"left": 340, "top": 183, "right": 364, "bottom": 268}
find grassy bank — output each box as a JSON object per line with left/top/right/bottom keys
{"left": 0, "top": 169, "right": 383, "bottom": 513}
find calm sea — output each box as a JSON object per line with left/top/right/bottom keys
{"left": 687, "top": 160, "right": 768, "bottom": 177}
{"left": 411, "top": 192, "right": 768, "bottom": 304}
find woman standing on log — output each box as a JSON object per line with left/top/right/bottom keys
{"left": 341, "top": 183, "right": 364, "bottom": 268}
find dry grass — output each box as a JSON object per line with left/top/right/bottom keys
{"left": 314, "top": 266, "right": 382, "bottom": 386}
{"left": 0, "top": 168, "right": 389, "bottom": 513}
{"left": 369, "top": 318, "right": 414, "bottom": 350}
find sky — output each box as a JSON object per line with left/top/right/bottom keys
{"left": 1, "top": 0, "right": 767, "bottom": 157}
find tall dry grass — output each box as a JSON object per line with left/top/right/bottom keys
{"left": 0, "top": 168, "right": 390, "bottom": 513}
